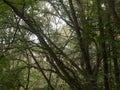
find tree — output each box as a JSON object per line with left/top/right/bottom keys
{"left": 0, "top": 0, "right": 120, "bottom": 90}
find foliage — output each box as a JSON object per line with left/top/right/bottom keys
{"left": 0, "top": 0, "right": 120, "bottom": 90}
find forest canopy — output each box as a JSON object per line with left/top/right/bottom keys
{"left": 0, "top": 0, "right": 120, "bottom": 90}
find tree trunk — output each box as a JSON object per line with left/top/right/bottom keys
{"left": 96, "top": 0, "right": 109, "bottom": 90}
